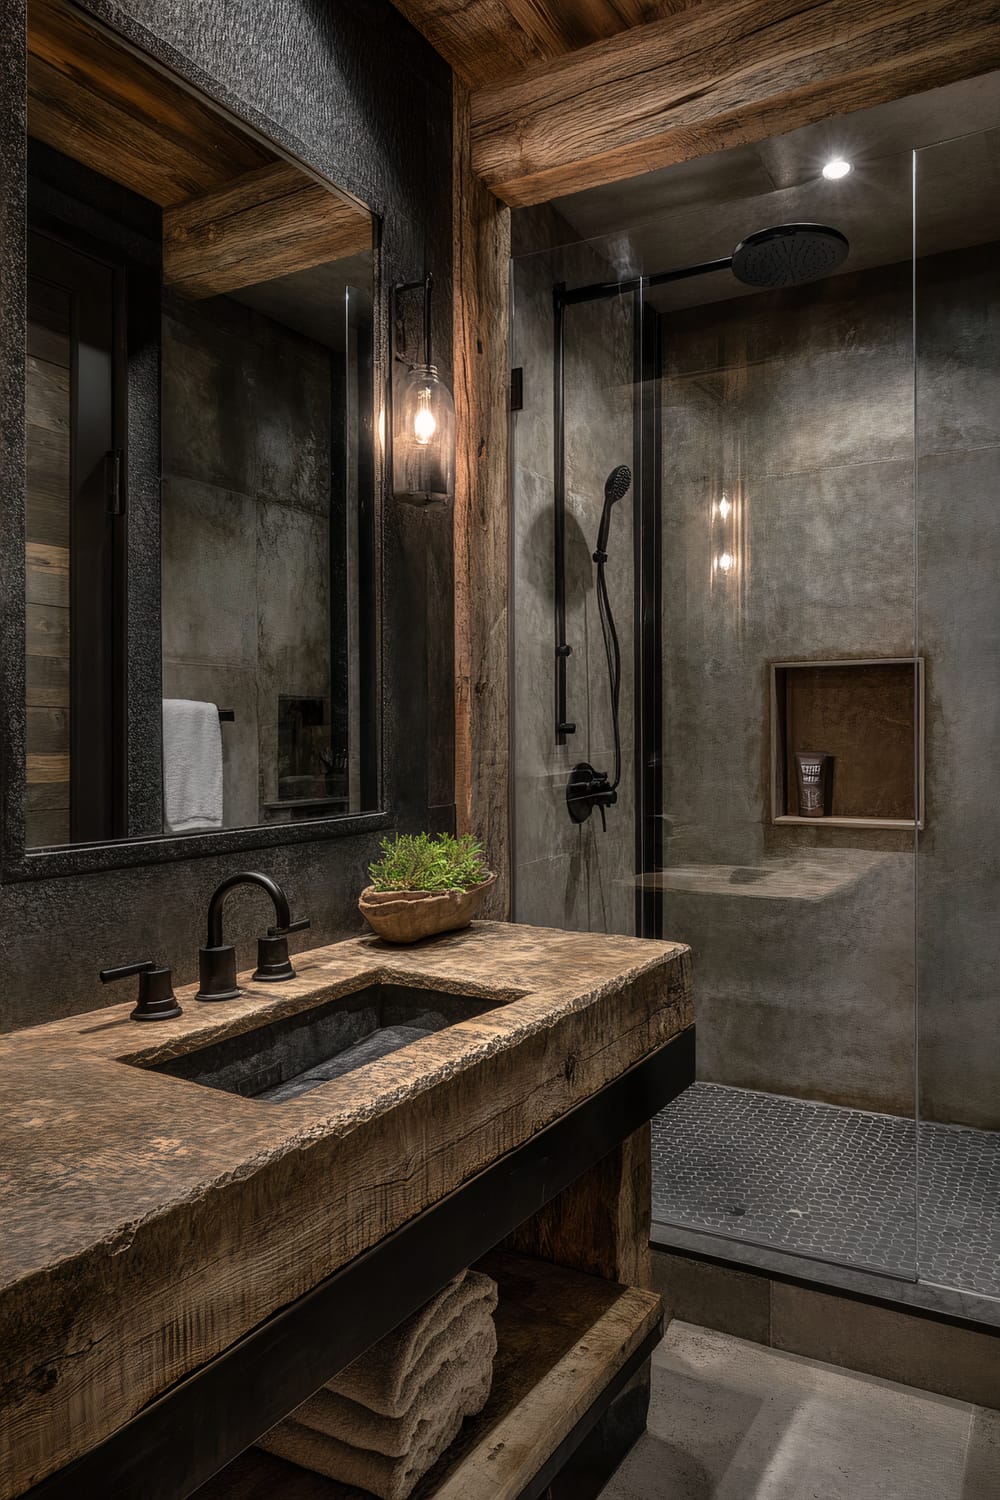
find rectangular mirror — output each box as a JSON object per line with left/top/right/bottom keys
{"left": 19, "top": 0, "right": 379, "bottom": 860}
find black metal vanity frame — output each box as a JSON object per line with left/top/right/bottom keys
{"left": 21, "top": 1025, "right": 695, "bottom": 1500}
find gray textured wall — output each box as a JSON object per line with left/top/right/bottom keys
{"left": 657, "top": 244, "right": 999, "bottom": 1129}
{"left": 0, "top": 0, "right": 454, "bottom": 1032}
{"left": 511, "top": 211, "right": 638, "bottom": 937}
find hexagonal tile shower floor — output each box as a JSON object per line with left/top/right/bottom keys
{"left": 651, "top": 1083, "right": 1000, "bottom": 1297}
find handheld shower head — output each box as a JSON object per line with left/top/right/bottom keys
{"left": 597, "top": 465, "right": 632, "bottom": 555}
{"left": 591, "top": 465, "right": 631, "bottom": 807}
{"left": 605, "top": 464, "right": 632, "bottom": 504}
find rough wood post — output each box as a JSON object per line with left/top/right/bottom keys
{"left": 506, "top": 1124, "right": 654, "bottom": 1289}
{"left": 452, "top": 80, "right": 511, "bottom": 918}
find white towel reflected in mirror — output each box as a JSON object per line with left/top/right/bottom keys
{"left": 162, "top": 699, "right": 223, "bottom": 833}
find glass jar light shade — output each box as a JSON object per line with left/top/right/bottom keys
{"left": 392, "top": 363, "right": 455, "bottom": 505}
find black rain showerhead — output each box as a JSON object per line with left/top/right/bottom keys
{"left": 604, "top": 464, "right": 632, "bottom": 504}
{"left": 731, "top": 224, "right": 849, "bottom": 289}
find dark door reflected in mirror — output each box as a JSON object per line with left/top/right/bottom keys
{"left": 26, "top": 234, "right": 125, "bottom": 845}
{"left": 22, "top": 0, "right": 378, "bottom": 853}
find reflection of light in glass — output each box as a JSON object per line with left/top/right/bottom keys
{"left": 709, "top": 479, "right": 749, "bottom": 633}
{"left": 822, "top": 158, "right": 852, "bottom": 180}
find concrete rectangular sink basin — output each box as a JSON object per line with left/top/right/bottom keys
{"left": 144, "top": 984, "right": 501, "bottom": 1103}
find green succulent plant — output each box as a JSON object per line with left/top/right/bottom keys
{"left": 368, "top": 832, "right": 490, "bottom": 893}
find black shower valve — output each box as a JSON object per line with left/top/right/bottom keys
{"left": 567, "top": 762, "right": 617, "bottom": 830}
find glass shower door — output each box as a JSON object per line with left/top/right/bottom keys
{"left": 650, "top": 150, "right": 920, "bottom": 1278}
{"left": 915, "top": 126, "right": 1000, "bottom": 1301}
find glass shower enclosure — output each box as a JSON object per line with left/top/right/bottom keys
{"left": 509, "top": 113, "right": 999, "bottom": 1315}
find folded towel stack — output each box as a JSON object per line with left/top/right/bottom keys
{"left": 257, "top": 1269, "right": 498, "bottom": 1500}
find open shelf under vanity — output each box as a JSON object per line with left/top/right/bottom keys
{"left": 770, "top": 657, "right": 925, "bottom": 830}
{"left": 192, "top": 1253, "right": 662, "bottom": 1500}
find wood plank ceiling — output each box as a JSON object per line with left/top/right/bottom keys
{"left": 388, "top": 0, "right": 696, "bottom": 88}
{"left": 391, "top": 0, "right": 1000, "bottom": 205}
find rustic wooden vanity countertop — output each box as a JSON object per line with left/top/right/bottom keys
{"left": 0, "top": 920, "right": 691, "bottom": 1499}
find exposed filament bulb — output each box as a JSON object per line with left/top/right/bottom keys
{"left": 414, "top": 389, "right": 436, "bottom": 445}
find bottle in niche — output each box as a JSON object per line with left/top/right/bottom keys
{"left": 795, "top": 752, "right": 831, "bottom": 817}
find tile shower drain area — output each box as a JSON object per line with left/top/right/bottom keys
{"left": 651, "top": 1083, "right": 1000, "bottom": 1298}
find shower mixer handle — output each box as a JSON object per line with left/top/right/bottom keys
{"left": 567, "top": 762, "right": 617, "bottom": 829}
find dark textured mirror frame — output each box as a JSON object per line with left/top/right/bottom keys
{"left": 0, "top": 6, "right": 388, "bottom": 883}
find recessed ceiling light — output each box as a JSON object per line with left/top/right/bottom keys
{"left": 822, "top": 158, "right": 853, "bottom": 180}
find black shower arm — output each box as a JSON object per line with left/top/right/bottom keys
{"left": 556, "top": 255, "right": 733, "bottom": 308}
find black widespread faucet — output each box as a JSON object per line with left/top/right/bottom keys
{"left": 196, "top": 872, "right": 310, "bottom": 1003}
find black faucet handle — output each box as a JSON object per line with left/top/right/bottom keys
{"left": 100, "top": 960, "right": 182, "bottom": 1023}
{"left": 254, "top": 915, "right": 309, "bottom": 983}
{"left": 268, "top": 916, "right": 310, "bottom": 937}
{"left": 100, "top": 959, "right": 155, "bottom": 984}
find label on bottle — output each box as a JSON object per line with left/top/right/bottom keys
{"left": 795, "top": 753, "right": 828, "bottom": 818}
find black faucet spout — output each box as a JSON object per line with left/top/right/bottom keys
{"left": 197, "top": 872, "right": 307, "bottom": 1002}
{"left": 205, "top": 871, "right": 291, "bottom": 948}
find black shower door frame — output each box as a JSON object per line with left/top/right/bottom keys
{"left": 551, "top": 280, "right": 664, "bottom": 939}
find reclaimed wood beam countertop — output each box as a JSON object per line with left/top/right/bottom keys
{"left": 0, "top": 920, "right": 691, "bottom": 1499}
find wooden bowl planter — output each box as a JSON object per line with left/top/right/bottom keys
{"left": 359, "top": 874, "right": 496, "bottom": 944}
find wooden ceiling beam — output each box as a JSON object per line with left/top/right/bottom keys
{"left": 470, "top": 0, "right": 1000, "bottom": 206}
{"left": 163, "top": 163, "right": 372, "bottom": 299}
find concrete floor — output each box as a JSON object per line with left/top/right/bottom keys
{"left": 599, "top": 1322, "right": 1000, "bottom": 1500}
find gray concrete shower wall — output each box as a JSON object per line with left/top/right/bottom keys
{"left": 511, "top": 212, "right": 638, "bottom": 937}
{"left": 658, "top": 244, "right": 999, "bottom": 1128}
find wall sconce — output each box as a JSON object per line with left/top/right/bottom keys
{"left": 391, "top": 274, "right": 455, "bottom": 506}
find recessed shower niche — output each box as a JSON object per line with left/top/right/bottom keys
{"left": 770, "top": 658, "right": 925, "bottom": 829}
